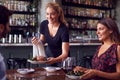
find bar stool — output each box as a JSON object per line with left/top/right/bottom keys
{"left": 80, "top": 55, "right": 93, "bottom": 68}
{"left": 7, "top": 58, "right": 27, "bottom": 69}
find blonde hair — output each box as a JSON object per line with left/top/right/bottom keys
{"left": 46, "top": 2, "right": 67, "bottom": 26}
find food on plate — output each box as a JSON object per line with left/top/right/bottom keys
{"left": 31, "top": 56, "right": 47, "bottom": 61}
{"left": 67, "top": 70, "right": 84, "bottom": 76}
{"left": 36, "top": 56, "right": 46, "bottom": 61}
{"left": 31, "top": 57, "right": 37, "bottom": 61}
{"left": 66, "top": 71, "right": 84, "bottom": 79}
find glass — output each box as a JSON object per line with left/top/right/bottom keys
{"left": 62, "top": 57, "right": 76, "bottom": 73}
{"left": 32, "top": 32, "right": 40, "bottom": 39}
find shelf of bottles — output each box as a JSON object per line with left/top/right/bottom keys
{"left": 9, "top": 14, "right": 35, "bottom": 28}
{"left": 62, "top": 0, "right": 115, "bottom": 28}
{"left": 0, "top": 0, "right": 39, "bottom": 44}
{"left": 63, "top": 0, "right": 115, "bottom": 9}
{"left": 62, "top": 0, "right": 115, "bottom": 43}
{"left": 67, "top": 18, "right": 98, "bottom": 30}
{"left": 2, "top": 0, "right": 36, "bottom": 28}
{"left": 69, "top": 30, "right": 98, "bottom": 43}
{"left": 64, "top": 6, "right": 111, "bottom": 19}
{"left": 67, "top": 18, "right": 99, "bottom": 42}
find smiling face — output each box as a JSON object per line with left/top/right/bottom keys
{"left": 96, "top": 23, "right": 113, "bottom": 42}
{"left": 46, "top": 7, "right": 59, "bottom": 24}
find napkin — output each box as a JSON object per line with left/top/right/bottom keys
{"left": 33, "top": 41, "right": 46, "bottom": 58}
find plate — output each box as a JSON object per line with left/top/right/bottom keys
{"left": 27, "top": 59, "right": 48, "bottom": 64}
{"left": 66, "top": 74, "right": 80, "bottom": 79}
{"left": 44, "top": 67, "right": 61, "bottom": 72}
{"left": 17, "top": 68, "right": 35, "bottom": 74}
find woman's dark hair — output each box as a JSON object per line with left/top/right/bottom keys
{"left": 98, "top": 18, "right": 120, "bottom": 44}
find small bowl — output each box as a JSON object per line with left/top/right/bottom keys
{"left": 66, "top": 74, "right": 80, "bottom": 79}
{"left": 17, "top": 68, "right": 35, "bottom": 74}
{"left": 44, "top": 67, "right": 57, "bottom": 72}
{"left": 18, "top": 70, "right": 28, "bottom": 74}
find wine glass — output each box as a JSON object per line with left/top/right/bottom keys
{"left": 62, "top": 57, "right": 76, "bottom": 73}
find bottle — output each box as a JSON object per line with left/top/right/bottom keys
{"left": 2, "top": 38, "right": 5, "bottom": 43}
{"left": 37, "top": 40, "right": 46, "bottom": 57}
{"left": 14, "top": 34, "right": 18, "bottom": 43}
{"left": 8, "top": 34, "right": 13, "bottom": 43}
{"left": 33, "top": 44, "right": 39, "bottom": 58}
{"left": 18, "top": 34, "right": 22, "bottom": 43}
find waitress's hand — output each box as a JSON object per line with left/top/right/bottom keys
{"left": 31, "top": 37, "right": 40, "bottom": 45}
{"left": 46, "top": 57, "right": 56, "bottom": 64}
{"left": 36, "top": 56, "right": 46, "bottom": 61}
{"left": 80, "top": 69, "right": 97, "bottom": 79}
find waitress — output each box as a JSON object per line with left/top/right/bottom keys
{"left": 32, "top": 2, "right": 69, "bottom": 67}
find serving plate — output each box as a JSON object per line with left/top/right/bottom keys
{"left": 27, "top": 59, "right": 48, "bottom": 64}
{"left": 44, "top": 67, "right": 61, "bottom": 72}
{"left": 17, "top": 68, "right": 35, "bottom": 74}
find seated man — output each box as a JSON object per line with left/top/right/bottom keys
{"left": 0, "top": 5, "right": 12, "bottom": 80}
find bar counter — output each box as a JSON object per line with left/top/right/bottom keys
{"left": 0, "top": 42, "right": 101, "bottom": 46}
{"left": 0, "top": 42, "right": 101, "bottom": 69}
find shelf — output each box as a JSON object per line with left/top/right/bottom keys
{"left": 0, "top": 43, "right": 101, "bottom": 46}
{"left": 10, "top": 25, "right": 35, "bottom": 28}
{"left": 11, "top": 11, "right": 36, "bottom": 15}
{"left": 62, "top": 0, "right": 114, "bottom": 39}
{"left": 18, "top": 0, "right": 33, "bottom": 2}
{"left": 69, "top": 28, "right": 96, "bottom": 31}
{"left": 62, "top": 2, "right": 114, "bottom": 10}
{"left": 65, "top": 15, "right": 102, "bottom": 20}
{"left": 0, "top": 43, "right": 33, "bottom": 47}
{"left": 1, "top": 0, "right": 38, "bottom": 39}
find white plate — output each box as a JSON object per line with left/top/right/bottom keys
{"left": 27, "top": 59, "right": 48, "bottom": 64}
{"left": 44, "top": 67, "right": 61, "bottom": 72}
{"left": 17, "top": 68, "right": 35, "bottom": 74}
{"left": 66, "top": 74, "right": 80, "bottom": 79}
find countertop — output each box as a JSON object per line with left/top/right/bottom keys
{"left": 0, "top": 42, "right": 101, "bottom": 47}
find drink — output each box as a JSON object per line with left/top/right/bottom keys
{"left": 62, "top": 57, "right": 76, "bottom": 73}
{"left": 62, "top": 68, "right": 72, "bottom": 73}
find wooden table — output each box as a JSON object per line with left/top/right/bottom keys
{"left": 7, "top": 68, "right": 79, "bottom": 80}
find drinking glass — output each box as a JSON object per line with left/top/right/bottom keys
{"left": 62, "top": 57, "right": 76, "bottom": 73}
{"left": 32, "top": 32, "right": 40, "bottom": 39}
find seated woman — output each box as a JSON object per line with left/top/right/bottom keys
{"left": 74, "top": 18, "right": 120, "bottom": 80}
